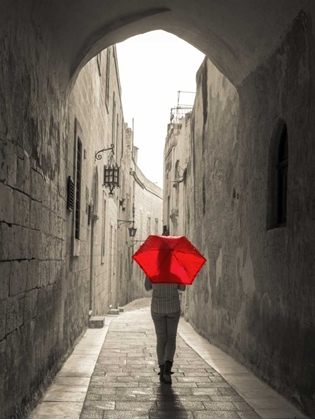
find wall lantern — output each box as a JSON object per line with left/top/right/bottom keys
{"left": 128, "top": 222, "right": 137, "bottom": 238}
{"left": 118, "top": 219, "right": 137, "bottom": 237}
{"left": 95, "top": 144, "right": 120, "bottom": 197}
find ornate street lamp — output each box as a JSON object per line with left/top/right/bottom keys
{"left": 95, "top": 144, "right": 120, "bottom": 197}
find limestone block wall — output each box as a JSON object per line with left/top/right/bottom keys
{"left": 116, "top": 125, "right": 135, "bottom": 307}
{"left": 164, "top": 115, "right": 192, "bottom": 236}
{"left": 0, "top": 3, "right": 70, "bottom": 417}
{"left": 0, "top": 4, "right": 124, "bottom": 413}
{"left": 68, "top": 46, "right": 124, "bottom": 317}
{"left": 185, "top": 11, "right": 315, "bottom": 417}
{"left": 130, "top": 163, "right": 163, "bottom": 300}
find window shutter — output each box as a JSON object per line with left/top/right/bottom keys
{"left": 67, "top": 176, "right": 75, "bottom": 211}
{"left": 87, "top": 205, "right": 92, "bottom": 226}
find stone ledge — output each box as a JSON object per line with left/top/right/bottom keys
{"left": 88, "top": 316, "right": 105, "bottom": 328}
{"left": 108, "top": 308, "right": 120, "bottom": 316}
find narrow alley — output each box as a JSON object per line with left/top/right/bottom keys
{"left": 30, "top": 299, "right": 304, "bottom": 419}
{"left": 1, "top": 1, "right": 315, "bottom": 419}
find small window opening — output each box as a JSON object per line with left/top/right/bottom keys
{"left": 277, "top": 125, "right": 288, "bottom": 225}
{"left": 75, "top": 138, "right": 82, "bottom": 239}
{"left": 267, "top": 120, "right": 289, "bottom": 230}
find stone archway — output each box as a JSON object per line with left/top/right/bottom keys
{"left": 1, "top": 0, "right": 315, "bottom": 417}
{"left": 20, "top": 0, "right": 310, "bottom": 89}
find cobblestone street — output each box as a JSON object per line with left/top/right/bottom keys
{"left": 30, "top": 299, "right": 305, "bottom": 419}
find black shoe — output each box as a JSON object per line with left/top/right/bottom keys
{"left": 158, "top": 364, "right": 164, "bottom": 382}
{"left": 163, "top": 360, "right": 173, "bottom": 384}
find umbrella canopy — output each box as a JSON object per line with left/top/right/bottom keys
{"left": 132, "top": 235, "right": 206, "bottom": 285}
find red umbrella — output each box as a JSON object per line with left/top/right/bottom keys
{"left": 132, "top": 235, "right": 206, "bottom": 285}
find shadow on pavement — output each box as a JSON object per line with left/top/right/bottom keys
{"left": 149, "top": 383, "right": 189, "bottom": 419}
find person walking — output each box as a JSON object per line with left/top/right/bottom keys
{"left": 145, "top": 276, "right": 186, "bottom": 384}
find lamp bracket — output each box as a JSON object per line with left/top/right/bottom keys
{"left": 95, "top": 144, "right": 114, "bottom": 160}
{"left": 117, "top": 219, "right": 134, "bottom": 227}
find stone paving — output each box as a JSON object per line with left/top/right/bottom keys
{"left": 79, "top": 300, "right": 260, "bottom": 419}
{"left": 30, "top": 298, "right": 306, "bottom": 419}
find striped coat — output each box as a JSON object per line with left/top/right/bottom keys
{"left": 145, "top": 277, "right": 186, "bottom": 314}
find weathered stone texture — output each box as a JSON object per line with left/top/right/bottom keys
{"left": 16, "top": 153, "right": 31, "bottom": 195}
{"left": 0, "top": 183, "right": 14, "bottom": 223}
{"left": 0, "top": 140, "right": 17, "bottom": 187}
{"left": 0, "top": 300, "right": 7, "bottom": 340}
{"left": 9, "top": 260, "right": 28, "bottom": 296}
{"left": 0, "top": 262, "right": 10, "bottom": 300}
{"left": 6, "top": 297, "right": 25, "bottom": 334}
{"left": 184, "top": 11, "right": 315, "bottom": 418}
{"left": 0, "top": 2, "right": 70, "bottom": 417}
{"left": 14, "top": 190, "right": 30, "bottom": 227}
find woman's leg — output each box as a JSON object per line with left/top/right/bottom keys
{"left": 164, "top": 311, "right": 180, "bottom": 362}
{"left": 151, "top": 311, "right": 167, "bottom": 366}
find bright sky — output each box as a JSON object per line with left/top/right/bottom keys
{"left": 116, "top": 30, "right": 205, "bottom": 188}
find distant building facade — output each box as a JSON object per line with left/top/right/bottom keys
{"left": 68, "top": 45, "right": 127, "bottom": 319}
{"left": 129, "top": 147, "right": 163, "bottom": 300}
{"left": 164, "top": 110, "right": 192, "bottom": 236}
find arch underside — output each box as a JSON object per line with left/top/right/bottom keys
{"left": 42, "top": 0, "right": 309, "bottom": 87}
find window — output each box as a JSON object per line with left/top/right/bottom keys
{"left": 67, "top": 176, "right": 75, "bottom": 211}
{"left": 92, "top": 166, "right": 99, "bottom": 216}
{"left": 140, "top": 210, "right": 143, "bottom": 240}
{"left": 267, "top": 120, "right": 288, "bottom": 229}
{"left": 116, "top": 113, "right": 120, "bottom": 160}
{"left": 87, "top": 205, "right": 92, "bottom": 226}
{"left": 175, "top": 160, "right": 180, "bottom": 180}
{"left": 101, "top": 196, "right": 106, "bottom": 262}
{"left": 147, "top": 216, "right": 151, "bottom": 236}
{"left": 109, "top": 225, "right": 113, "bottom": 303}
{"left": 277, "top": 125, "right": 288, "bottom": 225}
{"left": 121, "top": 116, "right": 124, "bottom": 157}
{"left": 105, "top": 48, "right": 110, "bottom": 109}
{"left": 112, "top": 92, "right": 116, "bottom": 148}
{"left": 75, "top": 137, "right": 82, "bottom": 239}
{"left": 155, "top": 218, "right": 159, "bottom": 235}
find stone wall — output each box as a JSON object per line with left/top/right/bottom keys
{"left": 185, "top": 10, "right": 315, "bottom": 417}
{"left": 130, "top": 161, "right": 163, "bottom": 301}
{"left": 164, "top": 115, "right": 192, "bottom": 236}
{"left": 0, "top": 3, "right": 70, "bottom": 417}
{"left": 0, "top": 5, "right": 126, "bottom": 412}
{"left": 68, "top": 46, "right": 124, "bottom": 317}
{"left": 116, "top": 125, "right": 135, "bottom": 307}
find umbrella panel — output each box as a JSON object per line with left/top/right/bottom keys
{"left": 132, "top": 235, "right": 206, "bottom": 285}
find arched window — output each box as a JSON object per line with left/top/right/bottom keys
{"left": 277, "top": 125, "right": 288, "bottom": 225}
{"left": 267, "top": 120, "right": 289, "bottom": 229}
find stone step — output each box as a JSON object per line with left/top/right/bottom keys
{"left": 88, "top": 316, "right": 105, "bottom": 328}
{"left": 109, "top": 308, "right": 120, "bottom": 316}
